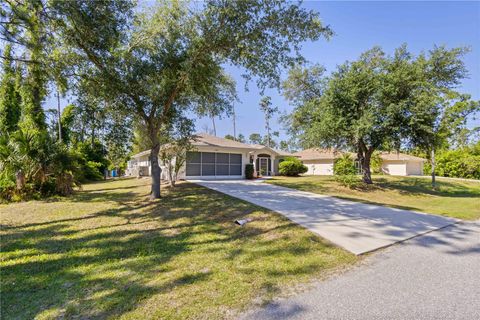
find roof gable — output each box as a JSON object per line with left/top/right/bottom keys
{"left": 379, "top": 152, "right": 426, "bottom": 161}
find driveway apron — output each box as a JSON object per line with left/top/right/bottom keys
{"left": 191, "top": 180, "right": 458, "bottom": 255}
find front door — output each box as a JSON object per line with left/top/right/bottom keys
{"left": 259, "top": 157, "right": 269, "bottom": 176}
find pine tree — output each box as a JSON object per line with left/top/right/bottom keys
{"left": 18, "top": 1, "right": 48, "bottom": 133}
{"left": 0, "top": 45, "right": 22, "bottom": 135}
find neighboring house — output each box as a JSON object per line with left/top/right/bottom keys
{"left": 126, "top": 133, "right": 293, "bottom": 180}
{"left": 293, "top": 148, "right": 426, "bottom": 176}
{"left": 379, "top": 152, "right": 426, "bottom": 176}
{"left": 293, "top": 148, "right": 346, "bottom": 175}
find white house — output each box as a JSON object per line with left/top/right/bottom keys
{"left": 292, "top": 148, "right": 426, "bottom": 176}
{"left": 126, "top": 133, "right": 292, "bottom": 180}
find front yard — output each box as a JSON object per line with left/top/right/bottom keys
{"left": 267, "top": 175, "right": 480, "bottom": 220}
{"left": 0, "top": 178, "right": 356, "bottom": 320}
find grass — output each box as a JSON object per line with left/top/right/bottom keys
{"left": 267, "top": 175, "right": 480, "bottom": 220}
{"left": 0, "top": 178, "right": 356, "bottom": 320}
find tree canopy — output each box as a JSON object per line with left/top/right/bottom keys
{"left": 283, "top": 45, "right": 477, "bottom": 184}
{"left": 33, "top": 0, "right": 330, "bottom": 198}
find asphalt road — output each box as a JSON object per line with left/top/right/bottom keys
{"left": 240, "top": 221, "right": 480, "bottom": 320}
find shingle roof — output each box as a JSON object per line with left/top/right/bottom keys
{"left": 192, "top": 133, "right": 294, "bottom": 156}
{"left": 131, "top": 133, "right": 295, "bottom": 158}
{"left": 191, "top": 133, "right": 255, "bottom": 149}
{"left": 379, "top": 152, "right": 426, "bottom": 161}
{"left": 293, "top": 148, "right": 351, "bottom": 160}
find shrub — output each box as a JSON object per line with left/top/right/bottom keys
{"left": 279, "top": 157, "right": 308, "bottom": 176}
{"left": 0, "top": 176, "right": 15, "bottom": 202}
{"left": 333, "top": 154, "right": 361, "bottom": 188}
{"left": 333, "top": 154, "right": 356, "bottom": 175}
{"left": 423, "top": 146, "right": 480, "bottom": 180}
{"left": 370, "top": 152, "right": 382, "bottom": 174}
{"left": 78, "top": 161, "right": 104, "bottom": 182}
{"left": 334, "top": 174, "right": 361, "bottom": 189}
{"left": 245, "top": 163, "right": 254, "bottom": 179}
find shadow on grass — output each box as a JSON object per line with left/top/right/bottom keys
{"left": 374, "top": 176, "right": 480, "bottom": 198}
{"left": 1, "top": 181, "right": 341, "bottom": 319}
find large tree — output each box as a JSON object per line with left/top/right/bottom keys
{"left": 43, "top": 0, "right": 331, "bottom": 199}
{"left": 0, "top": 44, "right": 21, "bottom": 135}
{"left": 283, "top": 45, "right": 472, "bottom": 184}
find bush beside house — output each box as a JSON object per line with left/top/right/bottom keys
{"left": 279, "top": 157, "right": 308, "bottom": 176}
{"left": 245, "top": 164, "right": 254, "bottom": 179}
{"left": 333, "top": 154, "right": 360, "bottom": 188}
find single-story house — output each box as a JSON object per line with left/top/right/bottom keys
{"left": 126, "top": 133, "right": 293, "bottom": 180}
{"left": 378, "top": 152, "right": 426, "bottom": 176}
{"left": 292, "top": 148, "right": 426, "bottom": 176}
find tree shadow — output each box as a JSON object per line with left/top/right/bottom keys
{"left": 374, "top": 176, "right": 480, "bottom": 198}
{"left": 1, "top": 180, "right": 347, "bottom": 319}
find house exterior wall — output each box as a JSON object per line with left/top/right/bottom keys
{"left": 302, "top": 159, "right": 334, "bottom": 175}
{"left": 299, "top": 158, "right": 424, "bottom": 177}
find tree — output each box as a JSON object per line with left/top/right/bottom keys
{"left": 259, "top": 96, "right": 279, "bottom": 148}
{"left": 224, "top": 134, "right": 235, "bottom": 141}
{"left": 159, "top": 114, "right": 194, "bottom": 186}
{"left": 284, "top": 45, "right": 472, "bottom": 184}
{"left": 2, "top": 0, "right": 331, "bottom": 199}
{"left": 249, "top": 133, "right": 263, "bottom": 145}
{"left": 405, "top": 47, "right": 478, "bottom": 186}
{"left": 279, "top": 141, "right": 289, "bottom": 151}
{"left": 160, "top": 140, "right": 193, "bottom": 187}
{"left": 0, "top": 44, "right": 22, "bottom": 135}
{"left": 237, "top": 133, "right": 246, "bottom": 143}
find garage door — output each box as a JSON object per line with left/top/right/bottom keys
{"left": 383, "top": 161, "right": 406, "bottom": 176}
{"left": 186, "top": 152, "right": 242, "bottom": 177}
{"left": 303, "top": 160, "right": 334, "bottom": 175}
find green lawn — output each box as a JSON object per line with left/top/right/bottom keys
{"left": 267, "top": 175, "right": 480, "bottom": 220}
{"left": 0, "top": 178, "right": 356, "bottom": 320}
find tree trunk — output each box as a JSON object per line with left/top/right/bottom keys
{"left": 431, "top": 147, "right": 436, "bottom": 188}
{"left": 361, "top": 153, "right": 373, "bottom": 184}
{"left": 232, "top": 103, "right": 237, "bottom": 140}
{"left": 15, "top": 170, "right": 25, "bottom": 190}
{"left": 357, "top": 140, "right": 373, "bottom": 184}
{"left": 167, "top": 161, "right": 175, "bottom": 187}
{"left": 150, "top": 143, "right": 161, "bottom": 199}
{"left": 57, "top": 89, "right": 62, "bottom": 143}
{"left": 211, "top": 115, "right": 216, "bottom": 136}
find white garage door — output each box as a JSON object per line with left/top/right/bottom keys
{"left": 383, "top": 161, "right": 406, "bottom": 176}
{"left": 406, "top": 161, "right": 423, "bottom": 175}
{"left": 304, "top": 161, "right": 334, "bottom": 175}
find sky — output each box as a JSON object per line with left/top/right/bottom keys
{"left": 45, "top": 1, "right": 480, "bottom": 142}
{"left": 201, "top": 0, "right": 480, "bottom": 141}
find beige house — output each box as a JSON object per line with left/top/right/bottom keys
{"left": 379, "top": 152, "right": 425, "bottom": 176}
{"left": 293, "top": 148, "right": 426, "bottom": 176}
{"left": 126, "top": 133, "right": 292, "bottom": 180}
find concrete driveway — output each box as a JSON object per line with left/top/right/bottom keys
{"left": 239, "top": 221, "right": 480, "bottom": 320}
{"left": 192, "top": 180, "right": 457, "bottom": 255}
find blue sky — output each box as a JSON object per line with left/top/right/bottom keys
{"left": 45, "top": 1, "right": 480, "bottom": 141}
{"left": 202, "top": 1, "right": 480, "bottom": 141}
